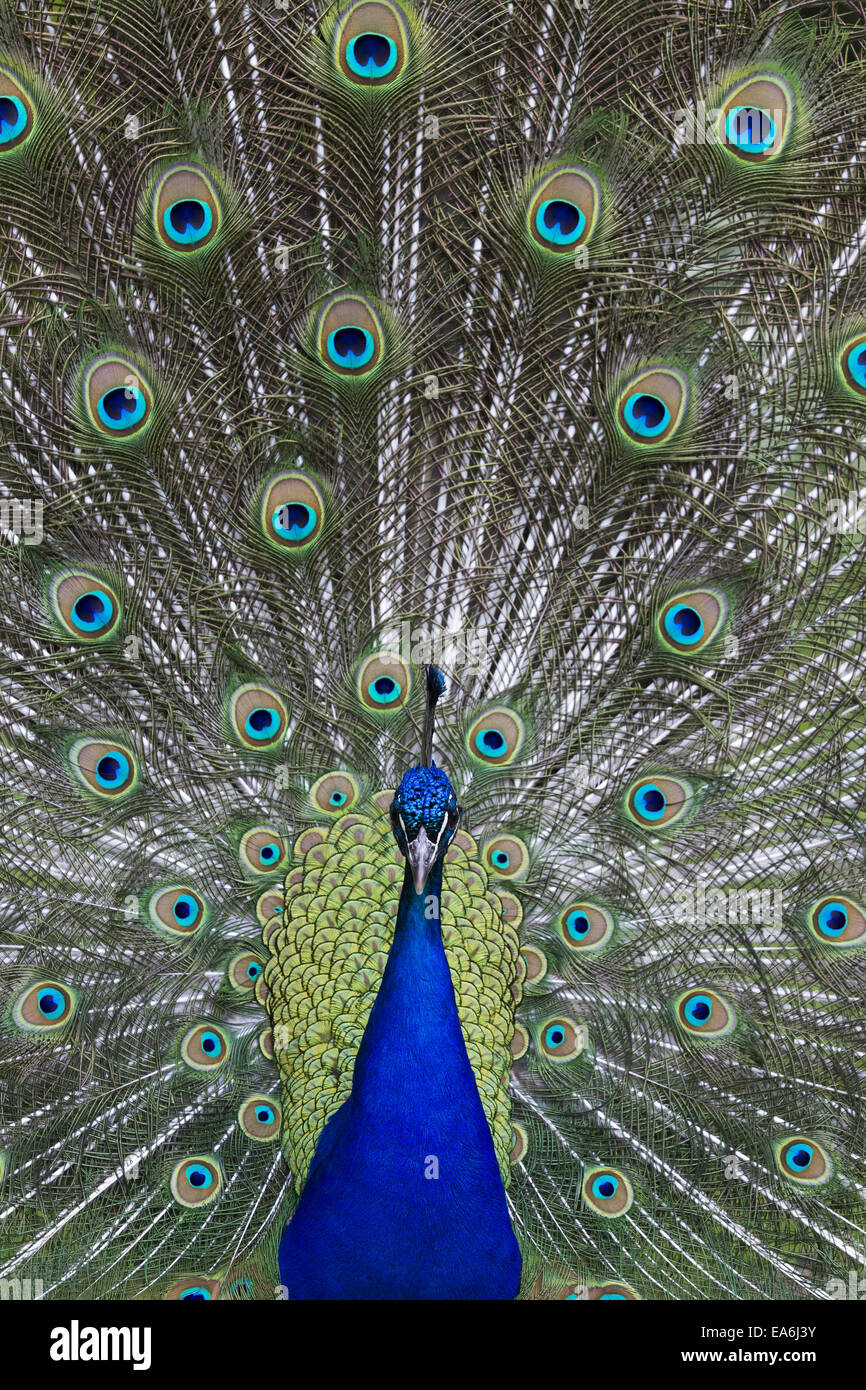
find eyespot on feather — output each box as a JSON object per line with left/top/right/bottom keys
{"left": 356, "top": 653, "right": 410, "bottom": 711}
{"left": 656, "top": 588, "right": 729, "bottom": 655}
{"left": 13, "top": 981, "right": 75, "bottom": 1031}
{"left": 82, "top": 354, "right": 154, "bottom": 440}
{"left": 527, "top": 165, "right": 600, "bottom": 255}
{"left": 152, "top": 162, "right": 221, "bottom": 253}
{"left": 334, "top": 2, "right": 410, "bottom": 88}
{"left": 260, "top": 471, "right": 325, "bottom": 552}
{"left": 582, "top": 1166, "right": 633, "bottom": 1217}
{"left": 807, "top": 894, "right": 866, "bottom": 947}
{"left": 170, "top": 1156, "right": 222, "bottom": 1207}
{"left": 311, "top": 771, "right": 360, "bottom": 814}
{"left": 316, "top": 293, "right": 385, "bottom": 378}
{"left": 775, "top": 1136, "right": 833, "bottom": 1186}
{"left": 181, "top": 1023, "right": 230, "bottom": 1071}
{"left": 228, "top": 952, "right": 265, "bottom": 991}
{"left": 719, "top": 73, "right": 793, "bottom": 164}
{"left": 537, "top": 1016, "right": 585, "bottom": 1063}
{"left": 228, "top": 683, "right": 289, "bottom": 749}
{"left": 559, "top": 901, "right": 616, "bottom": 952}
{"left": 149, "top": 886, "right": 207, "bottom": 937}
{"left": 50, "top": 571, "right": 121, "bottom": 642}
{"left": 466, "top": 707, "right": 525, "bottom": 766}
{"left": 483, "top": 833, "right": 529, "bottom": 879}
{"left": 673, "top": 987, "right": 737, "bottom": 1038}
{"left": 69, "top": 738, "right": 138, "bottom": 800}
{"left": 0, "top": 65, "right": 35, "bottom": 152}
{"left": 624, "top": 775, "right": 693, "bottom": 830}
{"left": 240, "top": 827, "right": 287, "bottom": 875}
{"left": 238, "top": 1095, "right": 281, "bottom": 1141}
{"left": 615, "top": 367, "right": 688, "bottom": 447}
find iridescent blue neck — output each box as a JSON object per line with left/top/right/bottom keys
{"left": 278, "top": 855, "right": 522, "bottom": 1300}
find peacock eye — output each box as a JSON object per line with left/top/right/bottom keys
{"left": 260, "top": 472, "right": 325, "bottom": 553}
{"left": 240, "top": 827, "right": 287, "bottom": 875}
{"left": 166, "top": 1276, "right": 221, "bottom": 1301}
{"left": 673, "top": 987, "right": 737, "bottom": 1038}
{"left": 657, "top": 588, "right": 728, "bottom": 655}
{"left": 316, "top": 293, "right": 385, "bottom": 379}
{"left": 718, "top": 73, "right": 792, "bottom": 164}
{"left": 13, "top": 980, "right": 76, "bottom": 1032}
{"left": 584, "top": 1167, "right": 633, "bottom": 1217}
{"left": 775, "top": 1136, "right": 833, "bottom": 1186}
{"left": 83, "top": 354, "right": 154, "bottom": 441}
{"left": 335, "top": 2, "right": 410, "bottom": 88}
{"left": 149, "top": 886, "right": 207, "bottom": 937}
{"left": 181, "top": 1023, "right": 230, "bottom": 1070}
{"left": 526, "top": 166, "right": 600, "bottom": 255}
{"left": 483, "top": 834, "right": 529, "bottom": 878}
{"left": 171, "top": 1157, "right": 222, "bottom": 1207}
{"left": 50, "top": 571, "right": 121, "bottom": 641}
{"left": 311, "top": 772, "right": 360, "bottom": 814}
{"left": 229, "top": 953, "right": 265, "bottom": 991}
{"left": 356, "top": 653, "right": 411, "bottom": 712}
{"left": 70, "top": 738, "right": 138, "bottom": 800}
{"left": 624, "top": 775, "right": 693, "bottom": 830}
{"left": 228, "top": 683, "right": 289, "bottom": 749}
{"left": 466, "top": 707, "right": 525, "bottom": 767}
{"left": 537, "top": 1016, "right": 585, "bottom": 1063}
{"left": 559, "top": 901, "right": 615, "bottom": 952}
{"left": 839, "top": 334, "right": 866, "bottom": 397}
{"left": 238, "top": 1095, "right": 282, "bottom": 1141}
{"left": 152, "top": 163, "right": 221, "bottom": 252}
{"left": 0, "top": 67, "right": 35, "bottom": 152}
{"left": 808, "top": 894, "right": 866, "bottom": 947}
{"left": 615, "top": 367, "right": 688, "bottom": 447}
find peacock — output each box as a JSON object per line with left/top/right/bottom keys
{"left": 0, "top": 0, "right": 864, "bottom": 1304}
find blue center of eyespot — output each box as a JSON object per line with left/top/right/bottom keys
{"left": 173, "top": 894, "right": 198, "bottom": 923}
{"left": 180, "top": 1288, "right": 211, "bottom": 1300}
{"left": 185, "top": 1164, "right": 213, "bottom": 1189}
{"left": 599, "top": 1294, "right": 626, "bottom": 1300}
{"left": 259, "top": 843, "right": 279, "bottom": 864}
{"left": 536, "top": 198, "right": 585, "bottom": 246}
{"left": 200, "top": 1031, "right": 221, "bottom": 1056}
{"left": 72, "top": 589, "right": 112, "bottom": 632}
{"left": 247, "top": 962, "right": 262, "bottom": 980}
{"left": 165, "top": 198, "right": 213, "bottom": 245}
{"left": 327, "top": 326, "right": 375, "bottom": 369}
{"left": 845, "top": 343, "right": 866, "bottom": 389}
{"left": 256, "top": 1106, "right": 274, "bottom": 1124}
{"left": 637, "top": 783, "right": 666, "bottom": 819}
{"left": 0, "top": 95, "right": 27, "bottom": 142}
{"left": 545, "top": 1025, "right": 565, "bottom": 1049}
{"left": 492, "top": 850, "right": 510, "bottom": 868}
{"left": 624, "top": 393, "right": 669, "bottom": 437}
{"left": 475, "top": 728, "right": 505, "bottom": 755}
{"left": 592, "top": 1175, "right": 618, "bottom": 1200}
{"left": 664, "top": 604, "right": 704, "bottom": 644}
{"left": 566, "top": 910, "right": 590, "bottom": 940}
{"left": 330, "top": 791, "right": 346, "bottom": 805}
{"left": 245, "top": 707, "right": 279, "bottom": 740}
{"left": 273, "top": 502, "right": 316, "bottom": 540}
{"left": 346, "top": 32, "right": 398, "bottom": 78}
{"left": 817, "top": 901, "right": 847, "bottom": 937}
{"left": 97, "top": 386, "right": 146, "bottom": 430}
{"left": 37, "top": 987, "right": 64, "bottom": 1017}
{"left": 684, "top": 994, "right": 713, "bottom": 1026}
{"left": 368, "top": 675, "right": 401, "bottom": 704}
{"left": 787, "top": 1145, "right": 812, "bottom": 1170}
{"left": 726, "top": 105, "right": 776, "bottom": 153}
{"left": 96, "top": 751, "right": 130, "bottom": 788}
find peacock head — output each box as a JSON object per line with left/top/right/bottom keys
{"left": 390, "top": 763, "right": 461, "bottom": 894}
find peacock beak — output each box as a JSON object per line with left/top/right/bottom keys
{"left": 404, "top": 825, "right": 438, "bottom": 895}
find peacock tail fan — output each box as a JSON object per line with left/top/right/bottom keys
{"left": 0, "top": 0, "right": 864, "bottom": 1300}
